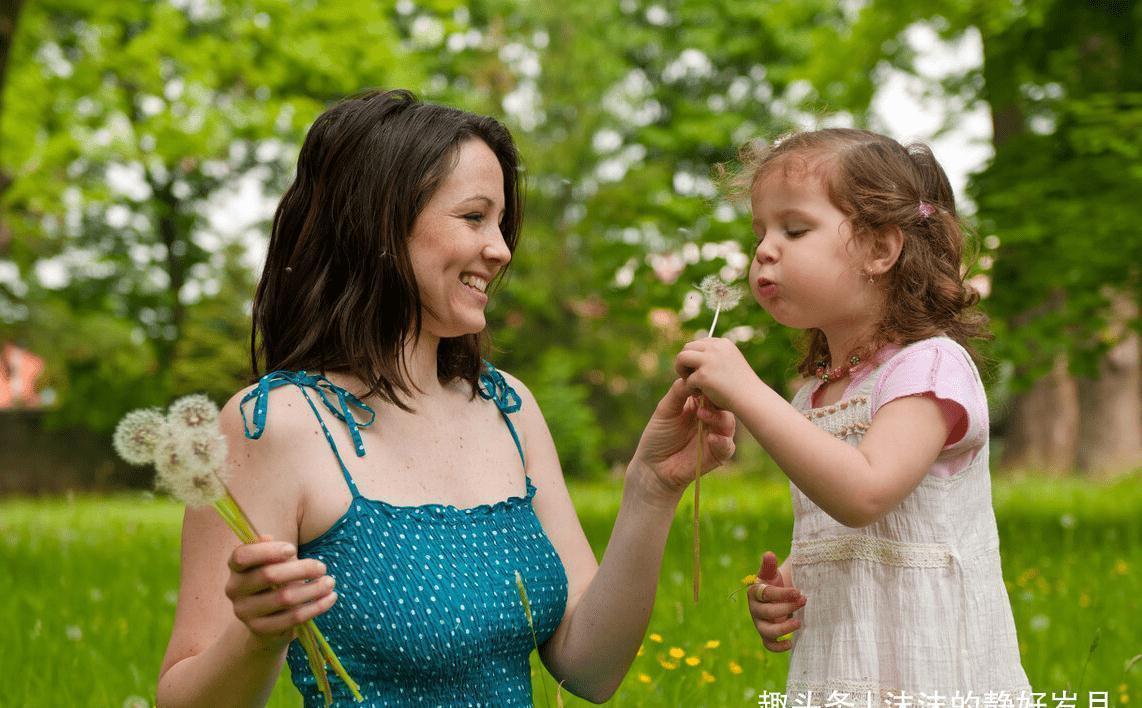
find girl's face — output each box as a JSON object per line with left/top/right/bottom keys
{"left": 408, "top": 138, "right": 511, "bottom": 340}
{"left": 748, "top": 165, "right": 874, "bottom": 332}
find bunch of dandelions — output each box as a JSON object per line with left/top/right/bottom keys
{"left": 691, "top": 275, "right": 744, "bottom": 603}
{"left": 113, "top": 395, "right": 362, "bottom": 706}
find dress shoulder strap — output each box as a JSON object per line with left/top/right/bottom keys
{"left": 477, "top": 361, "right": 525, "bottom": 468}
{"left": 239, "top": 370, "right": 376, "bottom": 499}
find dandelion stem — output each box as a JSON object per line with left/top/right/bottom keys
{"left": 311, "top": 620, "right": 364, "bottom": 701}
{"left": 516, "top": 572, "right": 551, "bottom": 708}
{"left": 691, "top": 303, "right": 722, "bottom": 604}
{"left": 213, "top": 491, "right": 360, "bottom": 704}
{"left": 693, "top": 416, "right": 703, "bottom": 603}
{"left": 707, "top": 306, "right": 722, "bottom": 338}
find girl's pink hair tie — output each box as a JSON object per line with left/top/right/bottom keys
{"left": 918, "top": 201, "right": 936, "bottom": 219}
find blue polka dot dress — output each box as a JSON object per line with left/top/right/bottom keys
{"left": 240, "top": 364, "right": 569, "bottom": 706}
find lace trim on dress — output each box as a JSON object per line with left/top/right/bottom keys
{"left": 801, "top": 396, "right": 875, "bottom": 439}
{"left": 789, "top": 534, "right": 953, "bottom": 568}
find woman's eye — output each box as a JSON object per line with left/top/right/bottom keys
{"left": 463, "top": 213, "right": 484, "bottom": 224}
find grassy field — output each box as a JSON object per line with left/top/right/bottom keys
{"left": 1, "top": 472, "right": 1138, "bottom": 707}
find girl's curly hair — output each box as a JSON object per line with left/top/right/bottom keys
{"left": 720, "top": 128, "right": 989, "bottom": 376}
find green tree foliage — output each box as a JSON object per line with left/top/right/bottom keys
{"left": 1, "top": 0, "right": 420, "bottom": 429}
{"left": 7, "top": 0, "right": 1134, "bottom": 473}
{"left": 793, "top": 0, "right": 1142, "bottom": 386}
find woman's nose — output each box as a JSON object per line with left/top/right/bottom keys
{"left": 482, "top": 226, "right": 511, "bottom": 265}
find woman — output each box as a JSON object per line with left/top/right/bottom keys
{"left": 155, "top": 89, "right": 734, "bottom": 706}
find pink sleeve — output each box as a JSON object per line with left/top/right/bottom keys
{"left": 870, "top": 340, "right": 987, "bottom": 475}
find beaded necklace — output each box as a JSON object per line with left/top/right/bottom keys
{"left": 814, "top": 354, "right": 863, "bottom": 383}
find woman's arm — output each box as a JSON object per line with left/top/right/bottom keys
{"left": 506, "top": 374, "right": 734, "bottom": 702}
{"left": 156, "top": 389, "right": 327, "bottom": 708}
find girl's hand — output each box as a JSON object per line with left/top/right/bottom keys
{"left": 674, "top": 337, "right": 762, "bottom": 411}
{"left": 224, "top": 534, "right": 338, "bottom": 649}
{"left": 748, "top": 551, "right": 805, "bottom": 653}
{"left": 629, "top": 378, "right": 736, "bottom": 502}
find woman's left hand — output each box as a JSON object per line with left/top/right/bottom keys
{"left": 629, "top": 378, "right": 736, "bottom": 502}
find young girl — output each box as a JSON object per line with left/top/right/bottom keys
{"left": 675, "top": 128, "right": 1032, "bottom": 703}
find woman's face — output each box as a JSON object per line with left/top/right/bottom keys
{"left": 408, "top": 139, "right": 511, "bottom": 340}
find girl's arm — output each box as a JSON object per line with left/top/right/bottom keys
{"left": 505, "top": 374, "right": 734, "bottom": 702}
{"left": 156, "top": 390, "right": 326, "bottom": 707}
{"left": 677, "top": 338, "right": 952, "bottom": 528}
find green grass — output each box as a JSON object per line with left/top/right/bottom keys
{"left": 1, "top": 473, "right": 1138, "bottom": 707}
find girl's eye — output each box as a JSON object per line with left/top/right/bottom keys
{"left": 785, "top": 228, "right": 807, "bottom": 237}
{"left": 463, "top": 213, "right": 484, "bottom": 223}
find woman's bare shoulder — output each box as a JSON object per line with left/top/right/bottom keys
{"left": 216, "top": 382, "right": 326, "bottom": 503}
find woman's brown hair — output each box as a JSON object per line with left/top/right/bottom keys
{"left": 723, "top": 128, "right": 989, "bottom": 375}
{"left": 250, "top": 89, "right": 524, "bottom": 408}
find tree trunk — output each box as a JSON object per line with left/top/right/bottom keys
{"left": 1000, "top": 355, "right": 1080, "bottom": 473}
{"left": 981, "top": 27, "right": 1082, "bottom": 473}
{"left": 1076, "top": 295, "right": 1141, "bottom": 477}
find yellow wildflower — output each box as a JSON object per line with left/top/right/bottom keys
{"left": 638, "top": 673, "right": 652, "bottom": 684}
{"left": 637, "top": 645, "right": 644, "bottom": 656}
{"left": 705, "top": 639, "right": 721, "bottom": 649}
{"left": 729, "top": 660, "right": 743, "bottom": 675}
{"left": 1079, "top": 592, "right": 1090, "bottom": 608}
{"left": 741, "top": 574, "right": 759, "bottom": 585}
{"left": 701, "top": 671, "right": 716, "bottom": 683}
{"left": 658, "top": 658, "right": 678, "bottom": 670}
{"left": 668, "top": 647, "right": 686, "bottom": 659}
{"left": 1114, "top": 559, "right": 1128, "bottom": 575}
{"left": 685, "top": 656, "right": 700, "bottom": 667}
{"left": 649, "top": 633, "right": 663, "bottom": 643}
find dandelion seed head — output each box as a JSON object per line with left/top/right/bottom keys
{"left": 154, "top": 425, "right": 228, "bottom": 508}
{"left": 168, "top": 394, "right": 220, "bottom": 430}
{"left": 112, "top": 408, "right": 166, "bottom": 466}
{"left": 698, "top": 275, "right": 744, "bottom": 312}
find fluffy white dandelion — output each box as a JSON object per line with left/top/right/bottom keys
{"left": 112, "top": 408, "right": 166, "bottom": 466}
{"left": 154, "top": 426, "right": 229, "bottom": 508}
{"left": 697, "top": 275, "right": 744, "bottom": 336}
{"left": 167, "top": 394, "right": 220, "bottom": 430}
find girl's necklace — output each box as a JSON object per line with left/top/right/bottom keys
{"left": 814, "top": 353, "right": 863, "bottom": 383}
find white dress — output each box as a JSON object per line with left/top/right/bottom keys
{"left": 784, "top": 338, "right": 1032, "bottom": 704}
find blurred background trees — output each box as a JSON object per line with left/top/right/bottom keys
{"left": 1, "top": 0, "right": 1137, "bottom": 485}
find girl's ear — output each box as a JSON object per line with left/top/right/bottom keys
{"left": 867, "top": 226, "right": 904, "bottom": 277}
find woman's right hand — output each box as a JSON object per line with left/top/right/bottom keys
{"left": 748, "top": 551, "right": 805, "bottom": 653}
{"left": 224, "top": 534, "right": 338, "bottom": 649}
